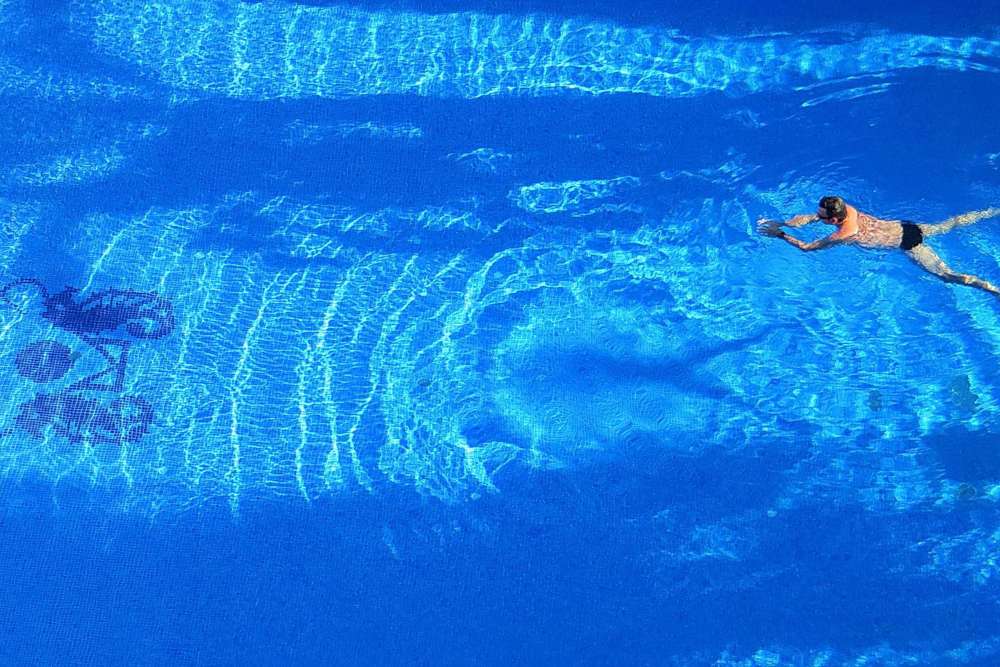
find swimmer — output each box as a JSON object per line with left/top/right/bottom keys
{"left": 758, "top": 196, "right": 1000, "bottom": 296}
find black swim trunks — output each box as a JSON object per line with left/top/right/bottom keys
{"left": 900, "top": 221, "right": 923, "bottom": 251}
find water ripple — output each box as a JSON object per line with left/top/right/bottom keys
{"left": 76, "top": 1, "right": 1000, "bottom": 101}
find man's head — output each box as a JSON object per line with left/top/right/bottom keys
{"left": 817, "top": 196, "right": 848, "bottom": 224}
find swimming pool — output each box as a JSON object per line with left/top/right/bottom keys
{"left": 2, "top": 0, "right": 1000, "bottom": 664}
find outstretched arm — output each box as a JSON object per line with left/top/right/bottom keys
{"left": 776, "top": 230, "right": 846, "bottom": 252}
{"left": 757, "top": 219, "right": 850, "bottom": 252}
{"left": 783, "top": 213, "right": 819, "bottom": 228}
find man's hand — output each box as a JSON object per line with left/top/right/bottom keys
{"left": 757, "top": 219, "right": 785, "bottom": 238}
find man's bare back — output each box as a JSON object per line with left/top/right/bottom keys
{"left": 758, "top": 195, "right": 1000, "bottom": 297}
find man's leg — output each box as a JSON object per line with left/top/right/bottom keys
{"left": 907, "top": 244, "right": 1000, "bottom": 296}
{"left": 921, "top": 207, "right": 1000, "bottom": 237}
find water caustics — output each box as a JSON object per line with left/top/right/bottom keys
{"left": 76, "top": 0, "right": 1000, "bottom": 101}
{"left": 4, "top": 182, "right": 994, "bottom": 516}
{"left": 1, "top": 0, "right": 999, "bottom": 519}
{"left": 0, "top": 188, "right": 783, "bottom": 514}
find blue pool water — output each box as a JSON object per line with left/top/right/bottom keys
{"left": 2, "top": 0, "right": 1000, "bottom": 664}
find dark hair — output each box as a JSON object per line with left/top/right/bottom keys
{"left": 819, "top": 196, "right": 847, "bottom": 221}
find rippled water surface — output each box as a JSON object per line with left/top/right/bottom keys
{"left": 2, "top": 0, "right": 1000, "bottom": 664}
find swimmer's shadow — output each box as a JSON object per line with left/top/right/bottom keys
{"left": 924, "top": 425, "right": 1000, "bottom": 484}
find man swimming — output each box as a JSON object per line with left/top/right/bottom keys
{"left": 758, "top": 196, "right": 1000, "bottom": 296}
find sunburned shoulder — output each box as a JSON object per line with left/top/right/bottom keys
{"left": 856, "top": 209, "right": 897, "bottom": 225}
{"left": 832, "top": 226, "right": 858, "bottom": 242}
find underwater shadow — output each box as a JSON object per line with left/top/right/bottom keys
{"left": 924, "top": 425, "right": 1000, "bottom": 484}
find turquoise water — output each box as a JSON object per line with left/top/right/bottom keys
{"left": 2, "top": 0, "right": 1000, "bottom": 664}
